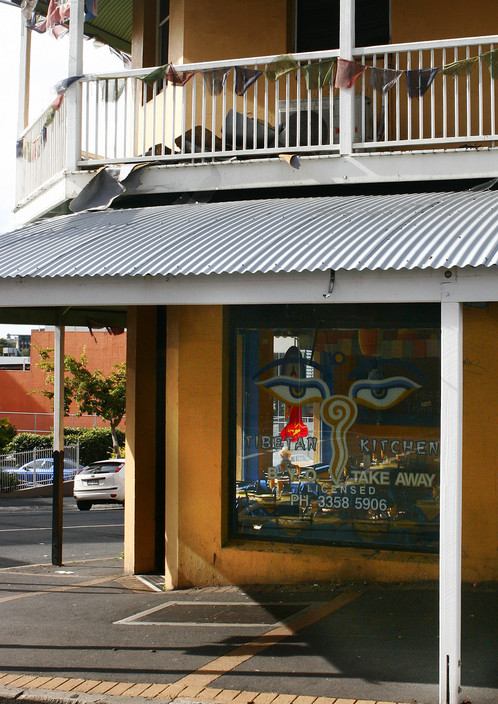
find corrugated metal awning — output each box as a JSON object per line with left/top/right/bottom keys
{"left": 1, "top": 191, "right": 498, "bottom": 279}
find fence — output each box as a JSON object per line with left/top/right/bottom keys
{"left": 0, "top": 411, "right": 103, "bottom": 434}
{"left": 0, "top": 444, "right": 80, "bottom": 493}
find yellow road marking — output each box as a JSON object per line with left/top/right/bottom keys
{"left": 170, "top": 590, "right": 361, "bottom": 690}
{"left": 0, "top": 576, "right": 115, "bottom": 604}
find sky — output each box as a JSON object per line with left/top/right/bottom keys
{"left": 0, "top": 3, "right": 125, "bottom": 340}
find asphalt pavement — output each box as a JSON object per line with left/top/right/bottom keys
{"left": 0, "top": 500, "right": 496, "bottom": 704}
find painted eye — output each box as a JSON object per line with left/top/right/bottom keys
{"left": 257, "top": 376, "right": 329, "bottom": 405}
{"left": 349, "top": 376, "right": 420, "bottom": 410}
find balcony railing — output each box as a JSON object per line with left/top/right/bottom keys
{"left": 15, "top": 35, "right": 498, "bottom": 206}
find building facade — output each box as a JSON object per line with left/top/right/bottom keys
{"left": 2, "top": 2, "right": 498, "bottom": 702}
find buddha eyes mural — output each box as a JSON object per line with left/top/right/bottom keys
{"left": 349, "top": 376, "right": 421, "bottom": 410}
{"left": 256, "top": 346, "right": 421, "bottom": 485}
{"left": 256, "top": 376, "right": 330, "bottom": 406}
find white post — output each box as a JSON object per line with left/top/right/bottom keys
{"left": 339, "top": 0, "right": 355, "bottom": 155}
{"left": 439, "top": 301, "right": 463, "bottom": 704}
{"left": 17, "top": 12, "right": 31, "bottom": 133}
{"left": 65, "top": 0, "right": 85, "bottom": 172}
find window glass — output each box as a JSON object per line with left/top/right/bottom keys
{"left": 158, "top": 0, "right": 170, "bottom": 65}
{"left": 296, "top": 0, "right": 390, "bottom": 52}
{"left": 231, "top": 305, "right": 440, "bottom": 552}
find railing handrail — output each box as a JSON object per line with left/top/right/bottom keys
{"left": 352, "top": 34, "right": 498, "bottom": 57}
{"left": 77, "top": 33, "right": 498, "bottom": 80}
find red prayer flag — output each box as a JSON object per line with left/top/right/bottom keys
{"left": 334, "top": 58, "right": 366, "bottom": 89}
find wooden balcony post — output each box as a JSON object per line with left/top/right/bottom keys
{"left": 66, "top": 0, "right": 84, "bottom": 172}
{"left": 439, "top": 301, "right": 463, "bottom": 704}
{"left": 339, "top": 0, "right": 355, "bottom": 155}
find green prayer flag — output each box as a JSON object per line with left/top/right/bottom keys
{"left": 302, "top": 59, "right": 335, "bottom": 90}
{"left": 265, "top": 54, "right": 299, "bottom": 82}
{"left": 141, "top": 64, "right": 169, "bottom": 85}
{"left": 481, "top": 49, "right": 498, "bottom": 79}
{"left": 441, "top": 56, "right": 479, "bottom": 77}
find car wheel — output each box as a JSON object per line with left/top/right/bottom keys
{"left": 76, "top": 500, "right": 92, "bottom": 511}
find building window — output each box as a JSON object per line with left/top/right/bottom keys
{"left": 295, "top": 0, "right": 390, "bottom": 52}
{"left": 230, "top": 304, "right": 440, "bottom": 552}
{"left": 158, "top": 0, "right": 170, "bottom": 65}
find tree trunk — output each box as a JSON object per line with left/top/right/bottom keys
{"left": 110, "top": 421, "right": 121, "bottom": 458}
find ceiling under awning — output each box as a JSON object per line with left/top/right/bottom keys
{"left": 1, "top": 191, "right": 498, "bottom": 280}
{"left": 33, "top": 0, "right": 132, "bottom": 54}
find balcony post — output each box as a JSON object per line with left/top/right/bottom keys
{"left": 439, "top": 301, "right": 463, "bottom": 704}
{"left": 339, "top": 0, "right": 355, "bottom": 155}
{"left": 65, "top": 0, "right": 84, "bottom": 172}
{"left": 17, "top": 11, "right": 31, "bottom": 133}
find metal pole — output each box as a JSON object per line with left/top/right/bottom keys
{"left": 439, "top": 301, "right": 463, "bottom": 704}
{"left": 52, "top": 326, "right": 65, "bottom": 567}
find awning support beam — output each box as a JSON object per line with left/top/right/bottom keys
{"left": 52, "top": 325, "right": 65, "bottom": 566}
{"left": 439, "top": 301, "right": 463, "bottom": 704}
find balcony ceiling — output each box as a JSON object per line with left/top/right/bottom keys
{"left": 1, "top": 190, "right": 498, "bottom": 279}
{"left": 36, "top": 0, "right": 132, "bottom": 54}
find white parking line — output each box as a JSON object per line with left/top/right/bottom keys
{"left": 0, "top": 524, "right": 123, "bottom": 532}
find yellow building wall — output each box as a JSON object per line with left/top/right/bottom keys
{"left": 391, "top": 0, "right": 498, "bottom": 43}
{"left": 462, "top": 303, "right": 498, "bottom": 582}
{"left": 170, "top": 304, "right": 496, "bottom": 588}
{"left": 171, "top": 0, "right": 288, "bottom": 65}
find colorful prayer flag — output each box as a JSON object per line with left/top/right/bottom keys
{"left": 302, "top": 59, "right": 335, "bottom": 90}
{"left": 334, "top": 58, "right": 367, "bottom": 89}
{"left": 265, "top": 54, "right": 298, "bottom": 82}
{"left": 141, "top": 64, "right": 195, "bottom": 86}
{"left": 369, "top": 66, "right": 403, "bottom": 93}
{"left": 205, "top": 69, "right": 231, "bottom": 95}
{"left": 84, "top": 0, "right": 98, "bottom": 20}
{"left": 481, "top": 49, "right": 498, "bottom": 79}
{"left": 235, "top": 67, "right": 263, "bottom": 96}
{"left": 405, "top": 67, "right": 440, "bottom": 98}
{"left": 441, "top": 57, "right": 478, "bottom": 77}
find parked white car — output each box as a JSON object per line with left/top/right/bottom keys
{"left": 73, "top": 459, "right": 125, "bottom": 511}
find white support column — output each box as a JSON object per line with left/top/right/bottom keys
{"left": 339, "top": 0, "right": 355, "bottom": 155}
{"left": 17, "top": 12, "right": 31, "bottom": 133}
{"left": 65, "top": 0, "right": 85, "bottom": 172}
{"left": 439, "top": 301, "right": 463, "bottom": 704}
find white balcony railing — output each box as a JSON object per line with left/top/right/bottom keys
{"left": 15, "top": 35, "right": 498, "bottom": 206}
{"left": 17, "top": 98, "right": 67, "bottom": 204}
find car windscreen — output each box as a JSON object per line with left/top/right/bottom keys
{"left": 81, "top": 462, "right": 123, "bottom": 474}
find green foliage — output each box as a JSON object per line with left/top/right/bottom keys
{"left": 29, "top": 346, "right": 73, "bottom": 414}
{"left": 0, "top": 471, "right": 19, "bottom": 493}
{"left": 0, "top": 418, "right": 17, "bottom": 452}
{"left": 31, "top": 346, "right": 126, "bottom": 457}
{"left": 63, "top": 427, "right": 125, "bottom": 466}
{"left": 0, "top": 338, "right": 15, "bottom": 348}
{"left": 7, "top": 432, "right": 53, "bottom": 453}
{"left": 6, "top": 428, "right": 125, "bottom": 466}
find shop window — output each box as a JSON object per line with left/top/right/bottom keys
{"left": 230, "top": 304, "right": 440, "bottom": 552}
{"left": 295, "top": 0, "right": 390, "bottom": 52}
{"left": 158, "top": 0, "right": 170, "bottom": 65}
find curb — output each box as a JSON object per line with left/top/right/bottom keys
{"left": 0, "top": 686, "right": 175, "bottom": 704}
{"left": 0, "top": 685, "right": 392, "bottom": 704}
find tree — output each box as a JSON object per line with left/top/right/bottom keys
{"left": 0, "top": 418, "right": 16, "bottom": 452}
{"left": 32, "top": 347, "right": 126, "bottom": 457}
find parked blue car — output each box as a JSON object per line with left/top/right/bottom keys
{"left": 7, "top": 458, "right": 81, "bottom": 487}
